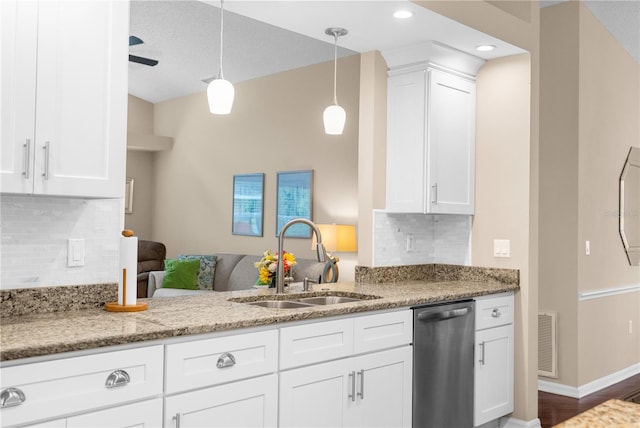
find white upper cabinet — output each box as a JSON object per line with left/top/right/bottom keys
{"left": 1, "top": 0, "right": 128, "bottom": 198}
{"left": 385, "top": 42, "right": 481, "bottom": 215}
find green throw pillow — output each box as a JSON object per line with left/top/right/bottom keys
{"left": 178, "top": 254, "right": 217, "bottom": 290}
{"left": 162, "top": 259, "right": 200, "bottom": 290}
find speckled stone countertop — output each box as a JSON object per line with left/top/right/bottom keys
{"left": 0, "top": 279, "right": 518, "bottom": 362}
{"left": 553, "top": 399, "right": 640, "bottom": 427}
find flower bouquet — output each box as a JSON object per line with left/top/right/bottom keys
{"left": 254, "top": 249, "right": 296, "bottom": 287}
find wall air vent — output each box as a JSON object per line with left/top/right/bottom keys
{"left": 538, "top": 311, "right": 558, "bottom": 378}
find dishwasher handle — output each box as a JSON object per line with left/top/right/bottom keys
{"left": 417, "top": 307, "right": 471, "bottom": 321}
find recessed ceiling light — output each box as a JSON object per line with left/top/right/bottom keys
{"left": 476, "top": 44, "right": 496, "bottom": 52}
{"left": 393, "top": 10, "right": 413, "bottom": 19}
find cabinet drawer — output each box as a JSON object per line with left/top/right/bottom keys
{"left": 165, "top": 330, "right": 278, "bottom": 393}
{"left": 475, "top": 293, "right": 514, "bottom": 330}
{"left": 0, "top": 345, "right": 163, "bottom": 428}
{"left": 280, "top": 318, "right": 353, "bottom": 369}
{"left": 354, "top": 310, "right": 413, "bottom": 354}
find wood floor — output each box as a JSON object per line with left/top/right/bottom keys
{"left": 538, "top": 374, "right": 640, "bottom": 427}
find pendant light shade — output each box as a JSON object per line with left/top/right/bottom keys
{"left": 323, "top": 27, "right": 347, "bottom": 135}
{"left": 207, "top": 0, "right": 234, "bottom": 115}
{"left": 207, "top": 78, "right": 234, "bottom": 114}
{"left": 323, "top": 104, "right": 346, "bottom": 135}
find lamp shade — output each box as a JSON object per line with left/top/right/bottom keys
{"left": 323, "top": 104, "right": 346, "bottom": 135}
{"left": 207, "top": 78, "right": 235, "bottom": 114}
{"left": 313, "top": 224, "right": 357, "bottom": 252}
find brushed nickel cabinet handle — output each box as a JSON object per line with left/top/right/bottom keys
{"left": 174, "top": 412, "right": 182, "bottom": 428}
{"left": 348, "top": 371, "right": 356, "bottom": 402}
{"left": 23, "top": 139, "right": 31, "bottom": 178}
{"left": 42, "top": 141, "right": 50, "bottom": 180}
{"left": 0, "top": 387, "right": 26, "bottom": 408}
{"left": 357, "top": 369, "right": 365, "bottom": 399}
{"left": 105, "top": 369, "right": 130, "bottom": 388}
{"left": 479, "top": 341, "right": 486, "bottom": 365}
{"left": 216, "top": 352, "right": 236, "bottom": 368}
{"left": 492, "top": 308, "right": 501, "bottom": 318}
{"left": 431, "top": 183, "right": 438, "bottom": 204}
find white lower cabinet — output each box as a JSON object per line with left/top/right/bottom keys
{"left": 164, "top": 375, "right": 278, "bottom": 428}
{"left": 24, "top": 399, "right": 163, "bottom": 428}
{"left": 280, "top": 347, "right": 412, "bottom": 428}
{"left": 279, "top": 311, "right": 413, "bottom": 428}
{"left": 474, "top": 293, "right": 515, "bottom": 427}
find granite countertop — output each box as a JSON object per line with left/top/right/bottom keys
{"left": 0, "top": 279, "right": 518, "bottom": 362}
{"left": 553, "top": 399, "right": 640, "bottom": 427}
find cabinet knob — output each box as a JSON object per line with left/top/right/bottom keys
{"left": 0, "top": 387, "right": 26, "bottom": 408}
{"left": 216, "top": 352, "right": 236, "bottom": 368}
{"left": 492, "top": 308, "right": 501, "bottom": 318}
{"left": 105, "top": 369, "right": 131, "bottom": 388}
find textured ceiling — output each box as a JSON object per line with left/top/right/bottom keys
{"left": 541, "top": 0, "right": 640, "bottom": 63}
{"left": 128, "top": 0, "right": 526, "bottom": 103}
{"left": 129, "top": 1, "right": 639, "bottom": 104}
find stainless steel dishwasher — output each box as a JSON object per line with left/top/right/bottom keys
{"left": 412, "top": 300, "right": 475, "bottom": 428}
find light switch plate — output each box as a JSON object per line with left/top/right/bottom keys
{"left": 493, "top": 239, "right": 510, "bottom": 258}
{"left": 67, "top": 238, "right": 85, "bottom": 267}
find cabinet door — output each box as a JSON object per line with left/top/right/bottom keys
{"left": 67, "top": 398, "right": 163, "bottom": 428}
{"left": 386, "top": 70, "right": 427, "bottom": 213}
{"left": 164, "top": 374, "right": 277, "bottom": 428}
{"left": 0, "top": 0, "right": 38, "bottom": 194}
{"left": 279, "top": 358, "right": 355, "bottom": 428}
{"left": 33, "top": 0, "right": 128, "bottom": 197}
{"left": 426, "top": 69, "right": 476, "bottom": 214}
{"left": 474, "top": 324, "right": 514, "bottom": 426}
{"left": 354, "top": 346, "right": 412, "bottom": 428}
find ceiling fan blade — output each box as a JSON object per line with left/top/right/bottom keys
{"left": 129, "top": 35, "right": 143, "bottom": 46}
{"left": 129, "top": 54, "right": 158, "bottom": 67}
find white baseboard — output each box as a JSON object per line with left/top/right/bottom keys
{"left": 503, "top": 417, "right": 542, "bottom": 428}
{"left": 538, "top": 363, "right": 640, "bottom": 398}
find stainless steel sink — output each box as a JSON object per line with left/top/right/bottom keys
{"left": 245, "top": 300, "right": 314, "bottom": 309}
{"left": 229, "top": 291, "right": 381, "bottom": 309}
{"left": 295, "top": 296, "right": 362, "bottom": 305}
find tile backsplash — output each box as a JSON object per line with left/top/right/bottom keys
{"left": 1, "top": 195, "right": 121, "bottom": 289}
{"left": 372, "top": 210, "right": 471, "bottom": 266}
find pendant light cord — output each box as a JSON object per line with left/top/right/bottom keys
{"left": 332, "top": 33, "right": 338, "bottom": 105}
{"left": 219, "top": 0, "right": 225, "bottom": 79}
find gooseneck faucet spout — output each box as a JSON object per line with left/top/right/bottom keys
{"left": 277, "top": 218, "right": 326, "bottom": 293}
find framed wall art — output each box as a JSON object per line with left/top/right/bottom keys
{"left": 276, "top": 170, "right": 313, "bottom": 238}
{"left": 232, "top": 173, "right": 264, "bottom": 236}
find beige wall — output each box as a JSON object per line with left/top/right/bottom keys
{"left": 125, "top": 95, "right": 155, "bottom": 240}
{"left": 149, "top": 55, "right": 361, "bottom": 280}
{"left": 416, "top": 1, "right": 541, "bottom": 423}
{"left": 474, "top": 53, "right": 533, "bottom": 419}
{"left": 357, "top": 51, "right": 388, "bottom": 267}
{"left": 540, "top": 1, "right": 640, "bottom": 389}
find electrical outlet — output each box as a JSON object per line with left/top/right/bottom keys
{"left": 585, "top": 240, "right": 590, "bottom": 256}
{"left": 629, "top": 320, "right": 633, "bottom": 335}
{"left": 406, "top": 234, "right": 414, "bottom": 252}
{"left": 493, "top": 239, "right": 510, "bottom": 258}
{"left": 67, "top": 238, "right": 85, "bottom": 267}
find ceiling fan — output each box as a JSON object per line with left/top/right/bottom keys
{"left": 129, "top": 35, "right": 159, "bottom": 67}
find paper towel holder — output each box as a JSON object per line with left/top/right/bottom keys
{"left": 105, "top": 230, "right": 149, "bottom": 312}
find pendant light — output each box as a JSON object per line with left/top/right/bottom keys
{"left": 207, "top": 0, "right": 234, "bottom": 114}
{"left": 323, "top": 27, "right": 348, "bottom": 135}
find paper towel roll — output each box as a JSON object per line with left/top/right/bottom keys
{"left": 118, "top": 232, "right": 138, "bottom": 306}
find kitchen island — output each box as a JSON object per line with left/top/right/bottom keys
{"left": 1, "top": 264, "right": 519, "bottom": 428}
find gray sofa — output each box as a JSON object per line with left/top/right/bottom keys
{"left": 147, "top": 253, "right": 328, "bottom": 298}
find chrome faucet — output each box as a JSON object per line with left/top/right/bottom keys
{"left": 276, "top": 218, "right": 326, "bottom": 293}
